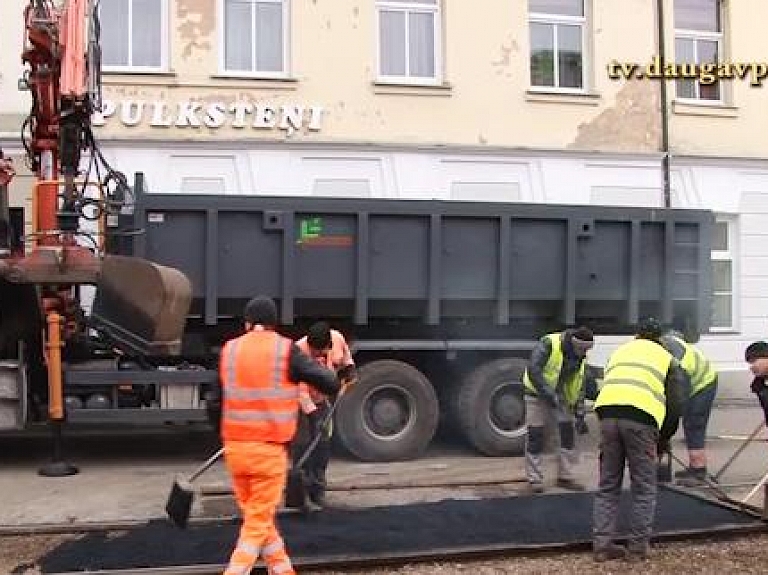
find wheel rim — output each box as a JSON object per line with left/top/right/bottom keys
{"left": 487, "top": 382, "right": 526, "bottom": 437}
{"left": 361, "top": 384, "right": 415, "bottom": 441}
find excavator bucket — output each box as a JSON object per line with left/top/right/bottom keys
{"left": 90, "top": 255, "right": 192, "bottom": 356}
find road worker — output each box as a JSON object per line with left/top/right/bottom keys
{"left": 746, "top": 341, "right": 768, "bottom": 425}
{"left": 522, "top": 326, "right": 595, "bottom": 493}
{"left": 218, "top": 296, "right": 340, "bottom": 575}
{"left": 291, "top": 321, "right": 357, "bottom": 510}
{"left": 592, "top": 318, "right": 689, "bottom": 563}
{"left": 659, "top": 329, "right": 718, "bottom": 484}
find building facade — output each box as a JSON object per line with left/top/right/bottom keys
{"left": 1, "top": 0, "right": 766, "bottom": 393}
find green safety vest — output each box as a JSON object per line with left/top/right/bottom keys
{"left": 595, "top": 339, "right": 672, "bottom": 429}
{"left": 668, "top": 335, "right": 717, "bottom": 396}
{"left": 523, "top": 333, "right": 586, "bottom": 408}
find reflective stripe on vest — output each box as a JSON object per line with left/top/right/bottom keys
{"left": 220, "top": 331, "right": 299, "bottom": 443}
{"left": 594, "top": 339, "right": 671, "bottom": 429}
{"left": 670, "top": 335, "right": 717, "bottom": 396}
{"left": 523, "top": 332, "right": 586, "bottom": 407}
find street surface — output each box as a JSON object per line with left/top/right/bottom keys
{"left": 0, "top": 400, "right": 766, "bottom": 527}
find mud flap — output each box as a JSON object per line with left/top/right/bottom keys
{"left": 90, "top": 255, "right": 192, "bottom": 356}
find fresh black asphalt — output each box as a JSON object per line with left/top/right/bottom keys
{"left": 38, "top": 488, "right": 759, "bottom": 572}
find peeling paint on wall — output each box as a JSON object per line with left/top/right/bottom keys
{"left": 492, "top": 38, "right": 518, "bottom": 77}
{"left": 569, "top": 80, "right": 661, "bottom": 153}
{"left": 177, "top": 0, "right": 215, "bottom": 60}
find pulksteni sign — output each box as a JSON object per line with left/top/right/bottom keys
{"left": 92, "top": 99, "right": 324, "bottom": 135}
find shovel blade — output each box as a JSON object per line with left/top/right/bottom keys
{"left": 165, "top": 480, "right": 194, "bottom": 529}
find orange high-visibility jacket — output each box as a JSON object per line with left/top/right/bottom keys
{"left": 297, "top": 329, "right": 354, "bottom": 405}
{"left": 220, "top": 329, "right": 300, "bottom": 443}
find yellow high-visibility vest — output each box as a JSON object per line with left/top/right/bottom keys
{"left": 595, "top": 339, "right": 672, "bottom": 429}
{"left": 523, "top": 333, "right": 586, "bottom": 408}
{"left": 669, "top": 335, "right": 717, "bottom": 396}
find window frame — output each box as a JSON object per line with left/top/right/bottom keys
{"left": 709, "top": 216, "right": 738, "bottom": 333}
{"left": 101, "top": 0, "right": 170, "bottom": 73}
{"left": 528, "top": 1, "right": 590, "bottom": 94}
{"left": 674, "top": 1, "right": 724, "bottom": 103}
{"left": 218, "top": 0, "right": 291, "bottom": 79}
{"left": 375, "top": 0, "right": 443, "bottom": 86}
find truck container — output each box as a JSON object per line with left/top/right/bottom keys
{"left": 0, "top": 173, "right": 714, "bottom": 462}
{"left": 85, "top": 173, "right": 712, "bottom": 461}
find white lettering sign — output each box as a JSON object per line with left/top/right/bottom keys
{"left": 92, "top": 99, "right": 325, "bottom": 135}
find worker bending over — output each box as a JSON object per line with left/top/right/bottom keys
{"left": 746, "top": 341, "right": 768, "bottom": 425}
{"left": 592, "top": 318, "right": 689, "bottom": 563}
{"left": 218, "top": 296, "right": 341, "bottom": 575}
{"left": 522, "top": 326, "right": 595, "bottom": 493}
{"left": 292, "top": 321, "right": 357, "bottom": 510}
{"left": 659, "top": 329, "right": 718, "bottom": 484}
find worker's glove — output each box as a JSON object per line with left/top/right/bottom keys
{"left": 575, "top": 416, "right": 589, "bottom": 435}
{"left": 657, "top": 438, "right": 671, "bottom": 455}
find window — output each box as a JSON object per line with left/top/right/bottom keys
{"left": 710, "top": 218, "right": 736, "bottom": 331}
{"left": 100, "top": 0, "right": 167, "bottom": 71}
{"left": 674, "top": 0, "right": 722, "bottom": 101}
{"left": 528, "top": 0, "right": 586, "bottom": 91}
{"left": 222, "top": 0, "right": 288, "bottom": 76}
{"left": 377, "top": 0, "right": 441, "bottom": 83}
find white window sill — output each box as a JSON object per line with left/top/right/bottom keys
{"left": 372, "top": 81, "right": 453, "bottom": 96}
{"left": 672, "top": 99, "right": 739, "bottom": 118}
{"left": 525, "top": 89, "right": 601, "bottom": 106}
{"left": 209, "top": 75, "right": 299, "bottom": 90}
{"left": 104, "top": 69, "right": 175, "bottom": 77}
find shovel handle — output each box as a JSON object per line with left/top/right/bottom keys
{"left": 188, "top": 447, "right": 225, "bottom": 483}
{"left": 294, "top": 388, "right": 346, "bottom": 470}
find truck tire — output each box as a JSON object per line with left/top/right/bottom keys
{"left": 335, "top": 360, "right": 439, "bottom": 462}
{"left": 453, "top": 358, "right": 527, "bottom": 456}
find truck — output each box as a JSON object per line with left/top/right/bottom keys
{"left": 83, "top": 172, "right": 711, "bottom": 462}
{"left": 0, "top": 1, "right": 714, "bottom": 467}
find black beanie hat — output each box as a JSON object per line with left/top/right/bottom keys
{"left": 243, "top": 296, "right": 278, "bottom": 326}
{"left": 637, "top": 317, "right": 663, "bottom": 341}
{"left": 571, "top": 326, "right": 594, "bottom": 343}
{"left": 745, "top": 341, "right": 768, "bottom": 362}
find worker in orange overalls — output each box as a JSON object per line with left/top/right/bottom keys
{"left": 218, "top": 296, "right": 340, "bottom": 575}
{"left": 292, "top": 321, "right": 357, "bottom": 510}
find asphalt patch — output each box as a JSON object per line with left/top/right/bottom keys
{"left": 39, "top": 488, "right": 758, "bottom": 572}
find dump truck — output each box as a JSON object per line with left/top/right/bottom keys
{"left": 67, "top": 172, "right": 709, "bottom": 462}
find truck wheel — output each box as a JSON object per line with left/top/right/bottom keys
{"left": 453, "top": 358, "right": 527, "bottom": 456}
{"left": 335, "top": 360, "right": 438, "bottom": 462}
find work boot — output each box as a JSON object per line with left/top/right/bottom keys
{"left": 677, "top": 468, "right": 708, "bottom": 488}
{"left": 556, "top": 477, "right": 586, "bottom": 492}
{"left": 529, "top": 481, "right": 545, "bottom": 494}
{"left": 675, "top": 467, "right": 707, "bottom": 480}
{"left": 626, "top": 543, "right": 650, "bottom": 562}
{"left": 309, "top": 490, "right": 326, "bottom": 508}
{"left": 301, "top": 500, "right": 323, "bottom": 515}
{"left": 593, "top": 543, "right": 628, "bottom": 562}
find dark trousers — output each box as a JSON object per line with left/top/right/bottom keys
{"left": 593, "top": 417, "right": 659, "bottom": 552}
{"left": 291, "top": 401, "right": 332, "bottom": 501}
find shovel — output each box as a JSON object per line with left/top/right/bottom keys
{"left": 285, "top": 389, "right": 346, "bottom": 511}
{"left": 165, "top": 447, "right": 224, "bottom": 529}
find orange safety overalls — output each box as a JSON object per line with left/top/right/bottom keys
{"left": 220, "top": 328, "right": 299, "bottom": 575}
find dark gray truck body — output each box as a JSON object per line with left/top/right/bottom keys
{"left": 91, "top": 175, "right": 714, "bottom": 460}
